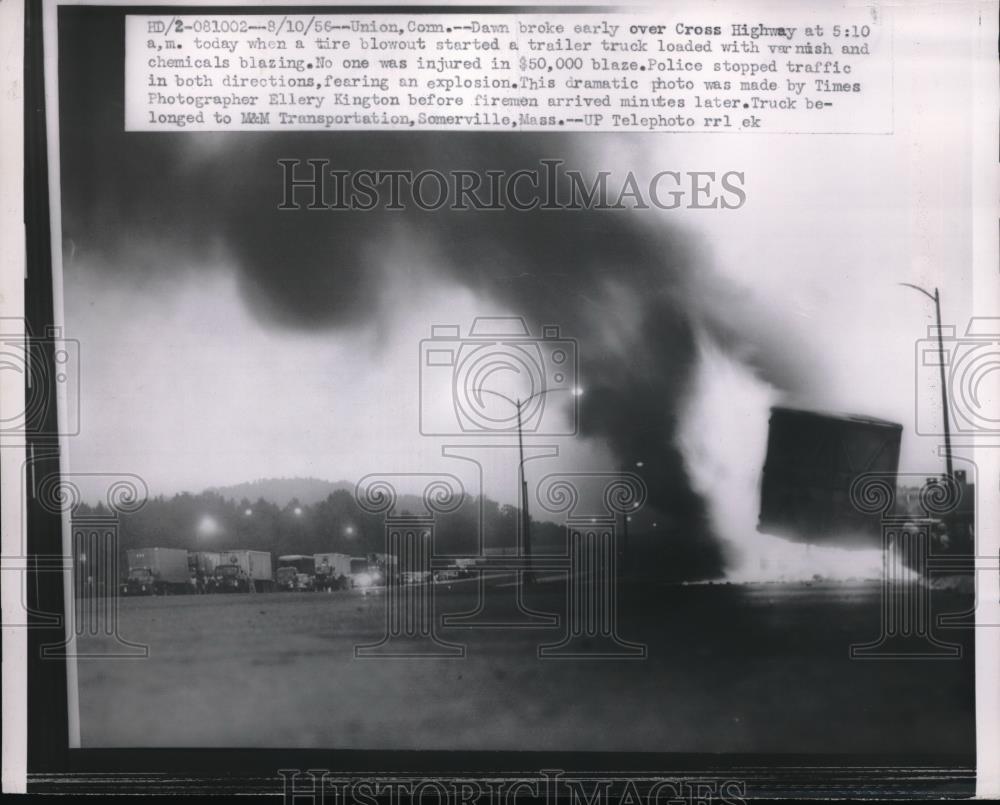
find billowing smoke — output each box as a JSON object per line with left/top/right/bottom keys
{"left": 678, "top": 336, "right": 895, "bottom": 581}
{"left": 58, "top": 13, "right": 824, "bottom": 579}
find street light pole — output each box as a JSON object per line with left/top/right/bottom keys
{"left": 516, "top": 398, "right": 533, "bottom": 580}
{"left": 621, "top": 487, "right": 629, "bottom": 570}
{"left": 900, "top": 283, "right": 954, "bottom": 479}
{"left": 471, "top": 385, "right": 581, "bottom": 584}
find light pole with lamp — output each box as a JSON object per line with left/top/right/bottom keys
{"left": 899, "top": 283, "right": 953, "bottom": 479}
{"left": 471, "top": 385, "right": 583, "bottom": 580}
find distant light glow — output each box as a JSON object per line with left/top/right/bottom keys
{"left": 197, "top": 515, "right": 220, "bottom": 538}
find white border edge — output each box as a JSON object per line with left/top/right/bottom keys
{"left": 971, "top": 0, "right": 1000, "bottom": 799}
{"left": 0, "top": 0, "right": 28, "bottom": 794}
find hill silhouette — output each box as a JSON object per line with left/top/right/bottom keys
{"left": 207, "top": 477, "right": 353, "bottom": 507}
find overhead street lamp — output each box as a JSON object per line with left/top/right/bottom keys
{"left": 471, "top": 385, "right": 583, "bottom": 579}
{"left": 899, "top": 283, "right": 953, "bottom": 479}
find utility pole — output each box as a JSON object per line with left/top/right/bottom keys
{"left": 517, "top": 398, "right": 533, "bottom": 583}
{"left": 471, "top": 385, "right": 582, "bottom": 585}
{"left": 621, "top": 496, "right": 629, "bottom": 577}
{"left": 900, "top": 283, "right": 954, "bottom": 478}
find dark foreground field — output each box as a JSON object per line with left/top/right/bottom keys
{"left": 75, "top": 576, "right": 975, "bottom": 753}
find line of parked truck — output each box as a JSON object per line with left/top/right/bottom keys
{"left": 119, "top": 547, "right": 398, "bottom": 596}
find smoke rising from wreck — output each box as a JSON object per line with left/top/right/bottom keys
{"left": 59, "top": 23, "right": 825, "bottom": 579}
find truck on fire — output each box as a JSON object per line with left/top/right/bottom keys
{"left": 209, "top": 550, "right": 274, "bottom": 593}
{"left": 121, "top": 548, "right": 191, "bottom": 596}
{"left": 758, "top": 406, "right": 903, "bottom": 548}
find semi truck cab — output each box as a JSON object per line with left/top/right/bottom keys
{"left": 121, "top": 567, "right": 155, "bottom": 596}
{"left": 210, "top": 563, "right": 250, "bottom": 593}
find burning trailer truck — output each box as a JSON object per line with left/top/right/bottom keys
{"left": 758, "top": 406, "right": 903, "bottom": 548}
{"left": 758, "top": 406, "right": 975, "bottom": 566}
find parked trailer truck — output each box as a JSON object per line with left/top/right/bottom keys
{"left": 314, "top": 552, "right": 352, "bottom": 591}
{"left": 189, "top": 551, "right": 222, "bottom": 575}
{"left": 121, "top": 548, "right": 191, "bottom": 596}
{"left": 209, "top": 550, "right": 274, "bottom": 593}
{"left": 189, "top": 551, "right": 222, "bottom": 593}
{"left": 276, "top": 554, "right": 316, "bottom": 591}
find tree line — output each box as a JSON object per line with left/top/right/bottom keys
{"left": 72, "top": 488, "right": 567, "bottom": 559}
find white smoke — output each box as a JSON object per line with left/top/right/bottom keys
{"left": 678, "top": 334, "right": 896, "bottom": 583}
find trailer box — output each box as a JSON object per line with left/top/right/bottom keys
{"left": 314, "top": 552, "right": 352, "bottom": 577}
{"left": 314, "top": 552, "right": 352, "bottom": 590}
{"left": 215, "top": 550, "right": 274, "bottom": 592}
{"left": 758, "top": 407, "right": 902, "bottom": 547}
{"left": 277, "top": 555, "right": 316, "bottom": 591}
{"left": 189, "top": 551, "right": 222, "bottom": 576}
{"left": 123, "top": 547, "right": 190, "bottom": 595}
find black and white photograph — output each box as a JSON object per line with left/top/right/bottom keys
{"left": 1, "top": 0, "right": 998, "bottom": 799}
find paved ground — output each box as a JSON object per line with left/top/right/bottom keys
{"left": 75, "top": 576, "right": 975, "bottom": 753}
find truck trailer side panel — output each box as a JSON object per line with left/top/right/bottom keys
{"left": 124, "top": 547, "right": 191, "bottom": 594}
{"left": 314, "top": 552, "right": 352, "bottom": 578}
{"left": 219, "top": 550, "right": 274, "bottom": 586}
{"left": 758, "top": 406, "right": 902, "bottom": 547}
